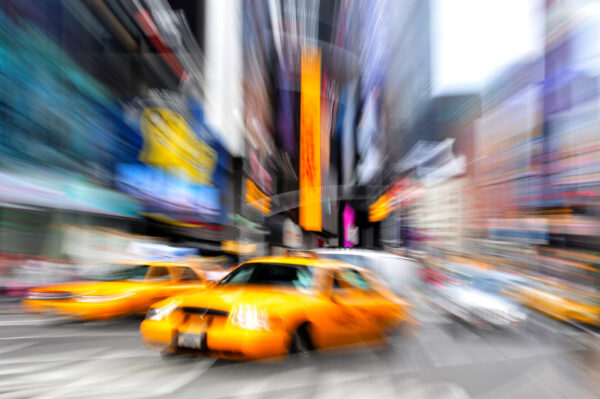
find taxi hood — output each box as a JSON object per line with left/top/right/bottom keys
{"left": 29, "top": 280, "right": 156, "bottom": 296}
{"left": 170, "top": 285, "right": 314, "bottom": 312}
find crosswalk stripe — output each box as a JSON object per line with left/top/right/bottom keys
{"left": 0, "top": 331, "right": 138, "bottom": 341}
{"left": 0, "top": 342, "right": 37, "bottom": 355}
{"left": 0, "top": 348, "right": 108, "bottom": 366}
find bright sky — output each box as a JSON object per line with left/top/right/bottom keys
{"left": 432, "top": 0, "right": 542, "bottom": 95}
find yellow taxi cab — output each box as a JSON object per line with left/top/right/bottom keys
{"left": 22, "top": 261, "right": 213, "bottom": 321}
{"left": 140, "top": 253, "right": 413, "bottom": 361}
{"left": 508, "top": 281, "right": 600, "bottom": 326}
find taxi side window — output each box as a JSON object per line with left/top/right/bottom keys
{"left": 146, "top": 266, "right": 170, "bottom": 281}
{"left": 332, "top": 274, "right": 342, "bottom": 289}
{"left": 335, "top": 269, "right": 371, "bottom": 290}
{"left": 179, "top": 267, "right": 202, "bottom": 282}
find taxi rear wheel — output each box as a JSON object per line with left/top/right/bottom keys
{"left": 290, "top": 324, "right": 314, "bottom": 361}
{"left": 382, "top": 322, "right": 410, "bottom": 349}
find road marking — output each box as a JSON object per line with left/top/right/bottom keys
{"left": 479, "top": 361, "right": 597, "bottom": 399}
{"left": 94, "top": 349, "right": 157, "bottom": 360}
{"left": 0, "top": 353, "right": 214, "bottom": 398}
{"left": 149, "top": 360, "right": 216, "bottom": 397}
{"left": 0, "top": 332, "right": 138, "bottom": 341}
{"left": 0, "top": 342, "right": 37, "bottom": 355}
{"left": 0, "top": 320, "right": 63, "bottom": 327}
{"left": 0, "top": 348, "right": 108, "bottom": 366}
{"left": 29, "top": 366, "right": 109, "bottom": 399}
{"left": 564, "top": 320, "right": 600, "bottom": 339}
{"left": 0, "top": 361, "right": 63, "bottom": 377}
{"left": 527, "top": 315, "right": 562, "bottom": 334}
{"left": 231, "top": 365, "right": 316, "bottom": 398}
{"left": 400, "top": 382, "right": 471, "bottom": 399}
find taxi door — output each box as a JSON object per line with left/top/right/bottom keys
{"left": 165, "top": 266, "right": 207, "bottom": 297}
{"left": 137, "top": 265, "right": 174, "bottom": 313}
{"left": 309, "top": 269, "right": 362, "bottom": 349}
{"left": 357, "top": 269, "right": 407, "bottom": 339}
{"left": 328, "top": 268, "right": 379, "bottom": 345}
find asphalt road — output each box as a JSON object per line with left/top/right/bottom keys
{"left": 0, "top": 298, "right": 598, "bottom": 399}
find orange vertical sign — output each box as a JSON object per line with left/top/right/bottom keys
{"left": 299, "top": 47, "right": 322, "bottom": 231}
{"left": 245, "top": 178, "right": 271, "bottom": 214}
{"left": 369, "top": 193, "right": 390, "bottom": 222}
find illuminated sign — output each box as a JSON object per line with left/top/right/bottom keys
{"left": 249, "top": 150, "right": 273, "bottom": 195}
{"left": 369, "top": 193, "right": 390, "bottom": 222}
{"left": 116, "top": 100, "right": 226, "bottom": 225}
{"left": 245, "top": 178, "right": 271, "bottom": 214}
{"left": 299, "top": 47, "right": 322, "bottom": 231}
{"left": 222, "top": 240, "right": 258, "bottom": 255}
{"left": 116, "top": 165, "right": 221, "bottom": 224}
{"left": 283, "top": 218, "right": 303, "bottom": 249}
{"left": 343, "top": 204, "right": 358, "bottom": 247}
{"left": 139, "top": 108, "right": 217, "bottom": 186}
{"left": 389, "top": 178, "right": 423, "bottom": 209}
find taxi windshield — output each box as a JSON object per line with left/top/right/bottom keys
{"left": 84, "top": 265, "right": 150, "bottom": 282}
{"left": 218, "top": 263, "right": 314, "bottom": 289}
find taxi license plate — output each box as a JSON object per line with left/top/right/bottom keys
{"left": 177, "top": 333, "right": 203, "bottom": 349}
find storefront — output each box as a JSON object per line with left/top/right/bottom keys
{"left": 0, "top": 166, "right": 143, "bottom": 261}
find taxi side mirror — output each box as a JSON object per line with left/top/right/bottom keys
{"left": 205, "top": 281, "right": 218, "bottom": 289}
{"left": 330, "top": 293, "right": 339, "bottom": 304}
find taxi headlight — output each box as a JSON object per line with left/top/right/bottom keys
{"left": 229, "top": 304, "right": 270, "bottom": 331}
{"left": 26, "top": 291, "right": 73, "bottom": 300}
{"left": 146, "top": 301, "right": 178, "bottom": 321}
{"left": 75, "top": 293, "right": 133, "bottom": 303}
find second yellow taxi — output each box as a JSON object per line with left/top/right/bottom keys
{"left": 508, "top": 282, "right": 600, "bottom": 327}
{"left": 23, "top": 261, "right": 220, "bottom": 320}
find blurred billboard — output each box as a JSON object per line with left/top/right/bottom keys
{"left": 299, "top": 46, "right": 322, "bottom": 231}
{"left": 116, "top": 93, "right": 228, "bottom": 225}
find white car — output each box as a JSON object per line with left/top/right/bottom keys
{"left": 312, "top": 248, "right": 420, "bottom": 297}
{"left": 436, "top": 273, "right": 528, "bottom": 329}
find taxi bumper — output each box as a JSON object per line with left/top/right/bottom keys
{"left": 22, "top": 299, "right": 132, "bottom": 321}
{"left": 140, "top": 319, "right": 289, "bottom": 360}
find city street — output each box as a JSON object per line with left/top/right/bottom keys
{"left": 2, "top": 1, "right": 600, "bottom": 398}
{"left": 1, "top": 298, "right": 598, "bottom": 399}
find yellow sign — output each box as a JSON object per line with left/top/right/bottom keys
{"left": 222, "top": 241, "right": 258, "bottom": 255}
{"left": 141, "top": 213, "right": 210, "bottom": 227}
{"left": 369, "top": 193, "right": 390, "bottom": 222}
{"left": 139, "top": 108, "right": 217, "bottom": 185}
{"left": 299, "top": 47, "right": 322, "bottom": 231}
{"left": 245, "top": 178, "right": 271, "bottom": 214}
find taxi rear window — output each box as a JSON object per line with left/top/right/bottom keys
{"left": 219, "top": 263, "right": 314, "bottom": 289}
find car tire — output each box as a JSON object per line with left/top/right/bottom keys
{"left": 160, "top": 350, "right": 178, "bottom": 361}
{"left": 377, "top": 322, "right": 410, "bottom": 359}
{"left": 384, "top": 321, "right": 410, "bottom": 343}
{"left": 290, "top": 324, "right": 314, "bottom": 361}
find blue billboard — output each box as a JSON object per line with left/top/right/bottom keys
{"left": 115, "top": 94, "right": 228, "bottom": 225}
